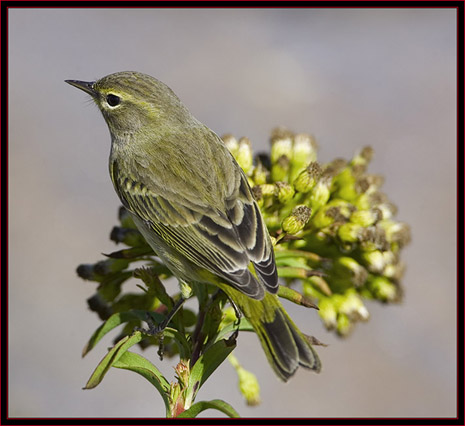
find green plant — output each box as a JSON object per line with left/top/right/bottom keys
{"left": 77, "top": 128, "right": 410, "bottom": 417}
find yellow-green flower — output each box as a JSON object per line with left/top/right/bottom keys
{"left": 235, "top": 137, "right": 254, "bottom": 175}
{"left": 270, "top": 127, "right": 294, "bottom": 163}
{"left": 282, "top": 205, "right": 312, "bottom": 234}
{"left": 290, "top": 133, "right": 318, "bottom": 181}
{"left": 229, "top": 354, "right": 261, "bottom": 406}
{"left": 293, "top": 162, "right": 322, "bottom": 193}
{"left": 275, "top": 181, "right": 295, "bottom": 204}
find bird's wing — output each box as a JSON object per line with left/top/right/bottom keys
{"left": 111, "top": 160, "right": 278, "bottom": 300}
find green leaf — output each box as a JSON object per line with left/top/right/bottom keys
{"left": 176, "top": 399, "right": 240, "bottom": 418}
{"left": 83, "top": 309, "right": 192, "bottom": 359}
{"left": 212, "top": 318, "right": 254, "bottom": 345}
{"left": 275, "top": 256, "right": 310, "bottom": 269}
{"left": 274, "top": 248, "right": 322, "bottom": 263}
{"left": 278, "top": 285, "right": 319, "bottom": 309}
{"left": 111, "top": 293, "right": 157, "bottom": 313}
{"left": 184, "top": 338, "right": 236, "bottom": 407}
{"left": 97, "top": 271, "right": 133, "bottom": 302}
{"left": 84, "top": 331, "right": 143, "bottom": 389}
{"left": 160, "top": 327, "right": 192, "bottom": 359}
{"left": 112, "top": 351, "right": 171, "bottom": 415}
{"left": 82, "top": 310, "right": 160, "bottom": 356}
{"left": 277, "top": 266, "right": 313, "bottom": 279}
{"left": 133, "top": 267, "right": 174, "bottom": 309}
{"left": 103, "top": 246, "right": 154, "bottom": 259}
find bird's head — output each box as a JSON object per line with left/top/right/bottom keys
{"left": 66, "top": 71, "right": 190, "bottom": 140}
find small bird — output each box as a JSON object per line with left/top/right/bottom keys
{"left": 66, "top": 71, "right": 321, "bottom": 381}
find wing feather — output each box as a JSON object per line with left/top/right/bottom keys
{"left": 110, "top": 147, "right": 278, "bottom": 299}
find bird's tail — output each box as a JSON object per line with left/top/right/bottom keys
{"left": 218, "top": 284, "right": 321, "bottom": 382}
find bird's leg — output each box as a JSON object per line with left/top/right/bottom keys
{"left": 229, "top": 297, "right": 242, "bottom": 328}
{"left": 153, "top": 296, "right": 186, "bottom": 334}
{"left": 137, "top": 296, "right": 186, "bottom": 336}
{"left": 191, "top": 289, "right": 230, "bottom": 366}
{"left": 135, "top": 297, "right": 186, "bottom": 361}
{"left": 209, "top": 289, "right": 242, "bottom": 329}
{"left": 222, "top": 295, "right": 242, "bottom": 340}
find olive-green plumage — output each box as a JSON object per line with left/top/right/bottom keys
{"left": 66, "top": 71, "right": 320, "bottom": 381}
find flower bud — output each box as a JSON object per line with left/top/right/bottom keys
{"left": 293, "top": 162, "right": 322, "bottom": 193}
{"left": 86, "top": 294, "right": 112, "bottom": 320}
{"left": 338, "top": 290, "right": 370, "bottom": 321}
{"left": 229, "top": 354, "right": 261, "bottom": 406}
{"left": 318, "top": 297, "right": 337, "bottom": 329}
{"left": 355, "top": 174, "right": 384, "bottom": 195}
{"left": 336, "top": 313, "right": 352, "bottom": 336}
{"left": 323, "top": 158, "right": 348, "bottom": 178}
{"left": 76, "top": 264, "right": 102, "bottom": 281}
{"left": 251, "top": 186, "right": 265, "bottom": 208}
{"left": 333, "top": 257, "right": 368, "bottom": 287}
{"left": 236, "top": 137, "right": 253, "bottom": 174}
{"left": 337, "top": 222, "right": 362, "bottom": 243}
{"left": 312, "top": 206, "right": 337, "bottom": 229}
{"left": 361, "top": 250, "right": 385, "bottom": 273}
{"left": 350, "top": 146, "right": 374, "bottom": 170}
{"left": 271, "top": 155, "right": 290, "bottom": 182}
{"left": 384, "top": 261, "right": 406, "bottom": 280}
{"left": 175, "top": 360, "right": 190, "bottom": 388}
{"left": 313, "top": 204, "right": 350, "bottom": 230}
{"left": 309, "top": 177, "right": 331, "bottom": 211}
{"left": 290, "top": 133, "right": 318, "bottom": 181}
{"left": 238, "top": 368, "right": 261, "bottom": 406}
{"left": 251, "top": 185, "right": 263, "bottom": 202}
{"left": 275, "top": 181, "right": 295, "bottom": 203}
{"left": 353, "top": 193, "right": 371, "bottom": 210}
{"left": 222, "top": 133, "right": 239, "bottom": 157}
{"left": 93, "top": 258, "right": 130, "bottom": 276}
{"left": 350, "top": 209, "right": 381, "bottom": 227}
{"left": 110, "top": 226, "right": 146, "bottom": 247}
{"left": 377, "top": 202, "right": 397, "bottom": 220}
{"left": 282, "top": 205, "right": 312, "bottom": 234}
{"left": 329, "top": 199, "right": 356, "bottom": 217}
{"left": 333, "top": 168, "right": 358, "bottom": 202}
{"left": 367, "top": 191, "right": 388, "bottom": 210}
{"left": 259, "top": 183, "right": 276, "bottom": 196}
{"left": 367, "top": 276, "right": 399, "bottom": 302}
{"left": 251, "top": 160, "right": 269, "bottom": 185}
{"left": 270, "top": 127, "right": 293, "bottom": 164}
{"left": 118, "top": 206, "right": 137, "bottom": 229}
{"left": 380, "top": 220, "right": 411, "bottom": 248}
{"left": 359, "top": 226, "right": 389, "bottom": 251}
{"left": 265, "top": 213, "right": 281, "bottom": 229}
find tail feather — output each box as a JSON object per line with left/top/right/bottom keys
{"left": 261, "top": 309, "right": 299, "bottom": 379}
{"left": 259, "top": 304, "right": 321, "bottom": 381}
{"left": 287, "top": 315, "right": 322, "bottom": 373}
{"left": 219, "top": 284, "right": 321, "bottom": 382}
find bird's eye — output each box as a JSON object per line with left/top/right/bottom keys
{"left": 106, "top": 94, "right": 121, "bottom": 107}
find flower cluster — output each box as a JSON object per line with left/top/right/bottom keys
{"left": 223, "top": 128, "right": 410, "bottom": 336}
{"left": 76, "top": 127, "right": 410, "bottom": 413}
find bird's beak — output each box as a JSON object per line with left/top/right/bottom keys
{"left": 65, "top": 79, "right": 97, "bottom": 97}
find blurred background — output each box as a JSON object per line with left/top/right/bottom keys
{"left": 8, "top": 8, "right": 456, "bottom": 418}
